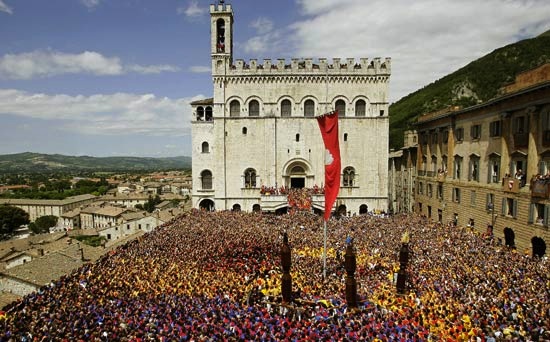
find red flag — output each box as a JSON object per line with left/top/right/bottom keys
{"left": 317, "top": 110, "right": 341, "bottom": 221}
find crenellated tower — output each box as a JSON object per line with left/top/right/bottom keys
{"left": 210, "top": 2, "right": 233, "bottom": 76}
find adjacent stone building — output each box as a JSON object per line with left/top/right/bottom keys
{"left": 0, "top": 194, "right": 97, "bottom": 222}
{"left": 413, "top": 63, "right": 550, "bottom": 255}
{"left": 191, "top": 2, "right": 391, "bottom": 214}
{"left": 388, "top": 130, "right": 418, "bottom": 214}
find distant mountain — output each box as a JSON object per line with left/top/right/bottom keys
{"left": 389, "top": 30, "right": 550, "bottom": 150}
{"left": 0, "top": 152, "right": 191, "bottom": 173}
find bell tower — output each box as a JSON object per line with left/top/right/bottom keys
{"left": 210, "top": 1, "right": 233, "bottom": 75}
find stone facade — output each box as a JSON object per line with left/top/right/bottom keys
{"left": 2, "top": 252, "right": 33, "bottom": 270}
{"left": 388, "top": 131, "right": 418, "bottom": 214}
{"left": 412, "top": 63, "right": 550, "bottom": 254}
{"left": 0, "top": 274, "right": 38, "bottom": 297}
{"left": 98, "top": 215, "right": 159, "bottom": 242}
{"left": 0, "top": 194, "right": 97, "bottom": 222}
{"left": 191, "top": 3, "right": 391, "bottom": 214}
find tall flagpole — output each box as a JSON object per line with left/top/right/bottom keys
{"left": 323, "top": 61, "right": 329, "bottom": 280}
{"left": 323, "top": 220, "right": 327, "bottom": 279}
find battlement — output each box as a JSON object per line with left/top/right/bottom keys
{"left": 224, "top": 57, "right": 391, "bottom": 75}
{"left": 210, "top": 3, "right": 232, "bottom": 14}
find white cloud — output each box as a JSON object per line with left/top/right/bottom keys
{"left": 0, "top": 50, "right": 180, "bottom": 80}
{"left": 127, "top": 64, "right": 180, "bottom": 74}
{"left": 178, "top": 0, "right": 207, "bottom": 18}
{"left": 0, "top": 89, "right": 203, "bottom": 137}
{"left": 81, "top": 0, "right": 100, "bottom": 10}
{"left": 242, "top": 29, "right": 283, "bottom": 55}
{"left": 250, "top": 17, "right": 274, "bottom": 35}
{"left": 189, "top": 65, "right": 211, "bottom": 73}
{"left": 241, "top": 17, "right": 280, "bottom": 54}
{"left": 255, "top": 0, "right": 550, "bottom": 101}
{"left": 0, "top": 0, "right": 13, "bottom": 14}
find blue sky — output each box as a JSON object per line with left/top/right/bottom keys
{"left": 0, "top": 0, "right": 549, "bottom": 158}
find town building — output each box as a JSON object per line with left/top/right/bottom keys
{"left": 413, "top": 63, "right": 550, "bottom": 255}
{"left": 190, "top": 2, "right": 391, "bottom": 214}
{"left": 98, "top": 212, "right": 158, "bottom": 242}
{"left": 0, "top": 248, "right": 33, "bottom": 270}
{"left": 388, "top": 130, "right": 418, "bottom": 214}
{"left": 100, "top": 193, "right": 150, "bottom": 208}
{"left": 0, "top": 194, "right": 97, "bottom": 222}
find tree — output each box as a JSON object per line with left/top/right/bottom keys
{"left": 29, "top": 215, "right": 58, "bottom": 234}
{"left": 0, "top": 205, "right": 30, "bottom": 240}
{"left": 143, "top": 194, "right": 162, "bottom": 213}
{"left": 97, "top": 185, "right": 109, "bottom": 195}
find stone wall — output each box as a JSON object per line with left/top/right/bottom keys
{"left": 0, "top": 274, "right": 38, "bottom": 297}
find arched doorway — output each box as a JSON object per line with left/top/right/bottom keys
{"left": 337, "top": 204, "right": 347, "bottom": 217}
{"left": 199, "top": 199, "right": 215, "bottom": 211}
{"left": 503, "top": 227, "right": 515, "bottom": 248}
{"left": 232, "top": 203, "right": 241, "bottom": 212}
{"left": 531, "top": 236, "right": 546, "bottom": 257}
{"left": 252, "top": 204, "right": 261, "bottom": 213}
{"left": 283, "top": 159, "right": 313, "bottom": 190}
{"left": 290, "top": 165, "right": 306, "bottom": 188}
{"left": 359, "top": 204, "right": 368, "bottom": 214}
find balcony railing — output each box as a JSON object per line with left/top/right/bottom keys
{"left": 531, "top": 179, "right": 550, "bottom": 199}
{"left": 513, "top": 133, "right": 528, "bottom": 148}
{"left": 502, "top": 177, "right": 520, "bottom": 193}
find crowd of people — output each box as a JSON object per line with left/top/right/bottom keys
{"left": 287, "top": 189, "right": 317, "bottom": 212}
{"left": 1, "top": 210, "right": 549, "bottom": 341}
{"left": 531, "top": 172, "right": 550, "bottom": 185}
{"left": 259, "top": 185, "right": 324, "bottom": 196}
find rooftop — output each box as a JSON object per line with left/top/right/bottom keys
{"left": 0, "top": 194, "right": 96, "bottom": 207}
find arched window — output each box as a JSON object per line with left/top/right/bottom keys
{"left": 249, "top": 100, "right": 259, "bottom": 117}
{"left": 304, "top": 99, "right": 315, "bottom": 117}
{"left": 201, "top": 170, "right": 212, "bottom": 190}
{"left": 230, "top": 100, "right": 240, "bottom": 117}
{"left": 281, "top": 99, "right": 292, "bottom": 117}
{"left": 197, "top": 107, "right": 204, "bottom": 121}
{"left": 343, "top": 167, "right": 355, "bottom": 187}
{"left": 296, "top": 134, "right": 300, "bottom": 142}
{"left": 335, "top": 99, "right": 346, "bottom": 117}
{"left": 242, "top": 127, "right": 247, "bottom": 135}
{"left": 205, "top": 106, "right": 213, "bottom": 121}
{"left": 344, "top": 133, "right": 348, "bottom": 142}
{"left": 244, "top": 168, "right": 257, "bottom": 188}
{"left": 201, "top": 142, "right": 209, "bottom": 153}
{"left": 355, "top": 100, "right": 366, "bottom": 117}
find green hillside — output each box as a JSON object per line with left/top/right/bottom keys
{"left": 389, "top": 31, "right": 550, "bottom": 150}
{"left": 0, "top": 152, "right": 191, "bottom": 173}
